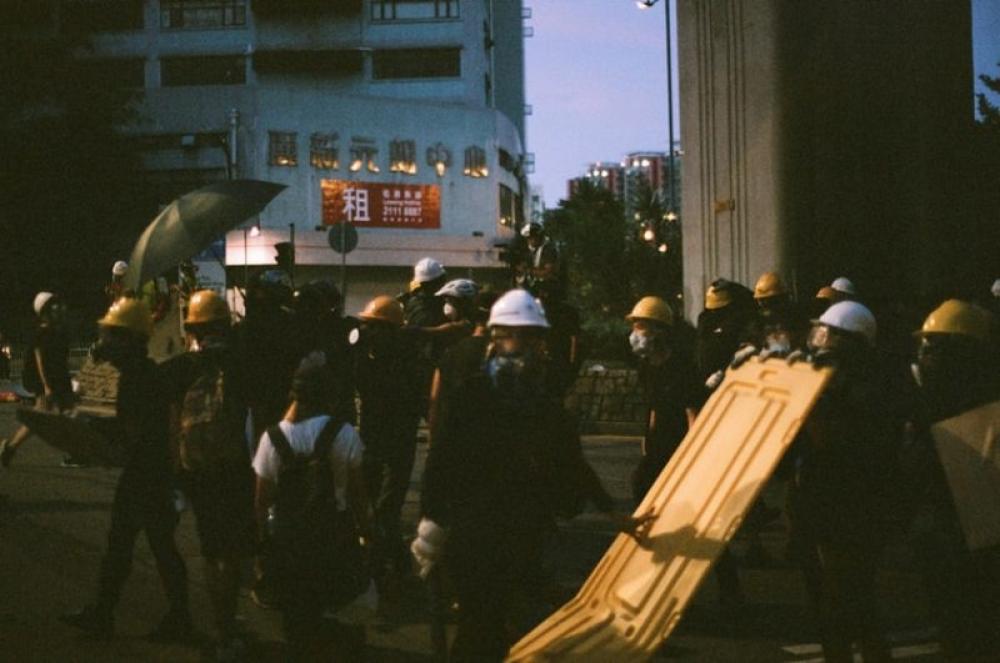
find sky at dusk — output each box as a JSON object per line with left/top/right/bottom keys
{"left": 526, "top": 0, "right": 1000, "bottom": 209}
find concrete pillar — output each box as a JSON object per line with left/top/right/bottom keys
{"left": 678, "top": 0, "right": 974, "bottom": 319}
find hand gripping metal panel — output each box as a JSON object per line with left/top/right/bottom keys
{"left": 507, "top": 357, "right": 832, "bottom": 662}
{"left": 931, "top": 400, "right": 1000, "bottom": 551}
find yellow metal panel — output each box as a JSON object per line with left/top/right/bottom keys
{"left": 507, "top": 357, "right": 832, "bottom": 662}
{"left": 931, "top": 400, "right": 1000, "bottom": 551}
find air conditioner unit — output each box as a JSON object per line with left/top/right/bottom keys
{"left": 180, "top": 134, "right": 197, "bottom": 148}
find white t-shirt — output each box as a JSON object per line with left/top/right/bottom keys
{"left": 252, "top": 415, "right": 364, "bottom": 512}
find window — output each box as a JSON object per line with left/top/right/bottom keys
{"left": 498, "top": 148, "right": 517, "bottom": 174}
{"left": 310, "top": 133, "right": 339, "bottom": 170}
{"left": 463, "top": 146, "right": 487, "bottom": 178}
{"left": 161, "top": 0, "right": 246, "bottom": 29}
{"left": 499, "top": 184, "right": 514, "bottom": 227}
{"left": 425, "top": 143, "right": 451, "bottom": 177}
{"left": 370, "top": 0, "right": 458, "bottom": 21}
{"left": 269, "top": 131, "right": 298, "bottom": 167}
{"left": 389, "top": 139, "right": 417, "bottom": 175}
{"left": 372, "top": 48, "right": 460, "bottom": 80}
{"left": 63, "top": 0, "right": 144, "bottom": 32}
{"left": 160, "top": 56, "right": 245, "bottom": 86}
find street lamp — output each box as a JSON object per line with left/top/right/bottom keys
{"left": 636, "top": 0, "right": 677, "bottom": 216}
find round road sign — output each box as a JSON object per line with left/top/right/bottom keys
{"left": 327, "top": 223, "right": 359, "bottom": 254}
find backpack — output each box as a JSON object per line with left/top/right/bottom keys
{"left": 267, "top": 419, "right": 369, "bottom": 604}
{"left": 178, "top": 366, "right": 244, "bottom": 472}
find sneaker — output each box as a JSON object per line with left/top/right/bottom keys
{"left": 145, "top": 610, "right": 195, "bottom": 643}
{"left": 61, "top": 455, "right": 88, "bottom": 469}
{"left": 60, "top": 605, "right": 114, "bottom": 639}
{"left": 0, "top": 439, "right": 13, "bottom": 468}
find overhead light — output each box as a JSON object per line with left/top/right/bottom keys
{"left": 658, "top": 243, "right": 668, "bottom": 253}
{"left": 643, "top": 228, "right": 655, "bottom": 242}
{"left": 249, "top": 223, "right": 261, "bottom": 237}
{"left": 665, "top": 211, "right": 678, "bottom": 221}
{"left": 349, "top": 158, "right": 362, "bottom": 172}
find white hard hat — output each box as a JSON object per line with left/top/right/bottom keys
{"left": 520, "top": 222, "right": 543, "bottom": 238}
{"left": 435, "top": 278, "right": 478, "bottom": 299}
{"left": 818, "top": 301, "right": 876, "bottom": 344}
{"left": 112, "top": 260, "right": 128, "bottom": 277}
{"left": 488, "top": 289, "right": 550, "bottom": 328}
{"left": 413, "top": 257, "right": 445, "bottom": 283}
{"left": 33, "top": 291, "right": 54, "bottom": 316}
{"left": 830, "top": 276, "right": 857, "bottom": 296}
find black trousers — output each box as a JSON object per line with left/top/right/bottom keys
{"left": 446, "top": 524, "right": 548, "bottom": 663}
{"left": 96, "top": 471, "right": 188, "bottom": 617}
{"left": 362, "top": 415, "right": 419, "bottom": 579}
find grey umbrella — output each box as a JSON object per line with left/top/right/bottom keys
{"left": 123, "top": 179, "right": 286, "bottom": 291}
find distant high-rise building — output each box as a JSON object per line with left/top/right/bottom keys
{"left": 567, "top": 145, "right": 681, "bottom": 218}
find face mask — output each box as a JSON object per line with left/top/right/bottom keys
{"left": 443, "top": 302, "right": 458, "bottom": 321}
{"left": 630, "top": 330, "right": 669, "bottom": 359}
{"left": 486, "top": 348, "right": 545, "bottom": 399}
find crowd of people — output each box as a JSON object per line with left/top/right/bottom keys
{"left": 1, "top": 237, "right": 998, "bottom": 662}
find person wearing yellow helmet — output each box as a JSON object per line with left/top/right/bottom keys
{"left": 353, "top": 294, "right": 424, "bottom": 597}
{"left": 625, "top": 296, "right": 701, "bottom": 504}
{"left": 745, "top": 271, "right": 809, "bottom": 358}
{"left": 697, "top": 278, "right": 755, "bottom": 392}
{"left": 163, "top": 289, "right": 256, "bottom": 658}
{"left": 904, "top": 300, "right": 1000, "bottom": 657}
{"left": 61, "top": 297, "right": 192, "bottom": 642}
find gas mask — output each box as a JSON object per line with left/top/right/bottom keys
{"left": 93, "top": 330, "right": 144, "bottom": 367}
{"left": 486, "top": 346, "right": 546, "bottom": 400}
{"left": 629, "top": 330, "right": 670, "bottom": 360}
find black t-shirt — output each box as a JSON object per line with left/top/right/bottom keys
{"left": 423, "top": 336, "right": 612, "bottom": 530}
{"left": 353, "top": 327, "right": 423, "bottom": 429}
{"left": 638, "top": 345, "right": 702, "bottom": 458}
{"left": 22, "top": 324, "right": 72, "bottom": 398}
{"left": 114, "top": 355, "right": 172, "bottom": 477}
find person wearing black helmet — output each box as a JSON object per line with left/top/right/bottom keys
{"left": 293, "top": 279, "right": 359, "bottom": 425}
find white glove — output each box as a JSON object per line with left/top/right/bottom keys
{"left": 705, "top": 369, "right": 725, "bottom": 390}
{"left": 411, "top": 518, "right": 447, "bottom": 579}
{"left": 730, "top": 345, "right": 758, "bottom": 369}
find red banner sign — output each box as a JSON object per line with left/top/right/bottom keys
{"left": 321, "top": 180, "right": 441, "bottom": 229}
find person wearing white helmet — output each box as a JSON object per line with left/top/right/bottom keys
{"left": 828, "top": 276, "right": 858, "bottom": 304}
{"left": 1, "top": 292, "right": 77, "bottom": 469}
{"left": 787, "top": 299, "right": 897, "bottom": 662}
{"left": 105, "top": 261, "right": 132, "bottom": 305}
{"left": 414, "top": 289, "right": 653, "bottom": 661}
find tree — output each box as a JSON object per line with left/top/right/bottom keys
{"left": 0, "top": 4, "right": 150, "bottom": 337}
{"left": 544, "top": 178, "right": 685, "bottom": 358}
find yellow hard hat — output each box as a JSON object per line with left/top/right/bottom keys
{"left": 704, "top": 282, "right": 733, "bottom": 310}
{"left": 185, "top": 290, "right": 230, "bottom": 325}
{"left": 98, "top": 297, "right": 153, "bottom": 338}
{"left": 815, "top": 286, "right": 838, "bottom": 300}
{"left": 358, "top": 295, "right": 404, "bottom": 326}
{"left": 754, "top": 271, "right": 786, "bottom": 299}
{"left": 916, "top": 299, "right": 994, "bottom": 342}
{"left": 626, "top": 296, "right": 674, "bottom": 326}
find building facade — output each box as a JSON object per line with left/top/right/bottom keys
{"left": 567, "top": 147, "right": 681, "bottom": 219}
{"left": 76, "top": 0, "right": 528, "bottom": 312}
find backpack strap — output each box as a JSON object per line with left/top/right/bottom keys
{"left": 267, "top": 424, "right": 295, "bottom": 465}
{"left": 312, "top": 417, "right": 345, "bottom": 462}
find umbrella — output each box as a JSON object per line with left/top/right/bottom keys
{"left": 124, "top": 179, "right": 286, "bottom": 291}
